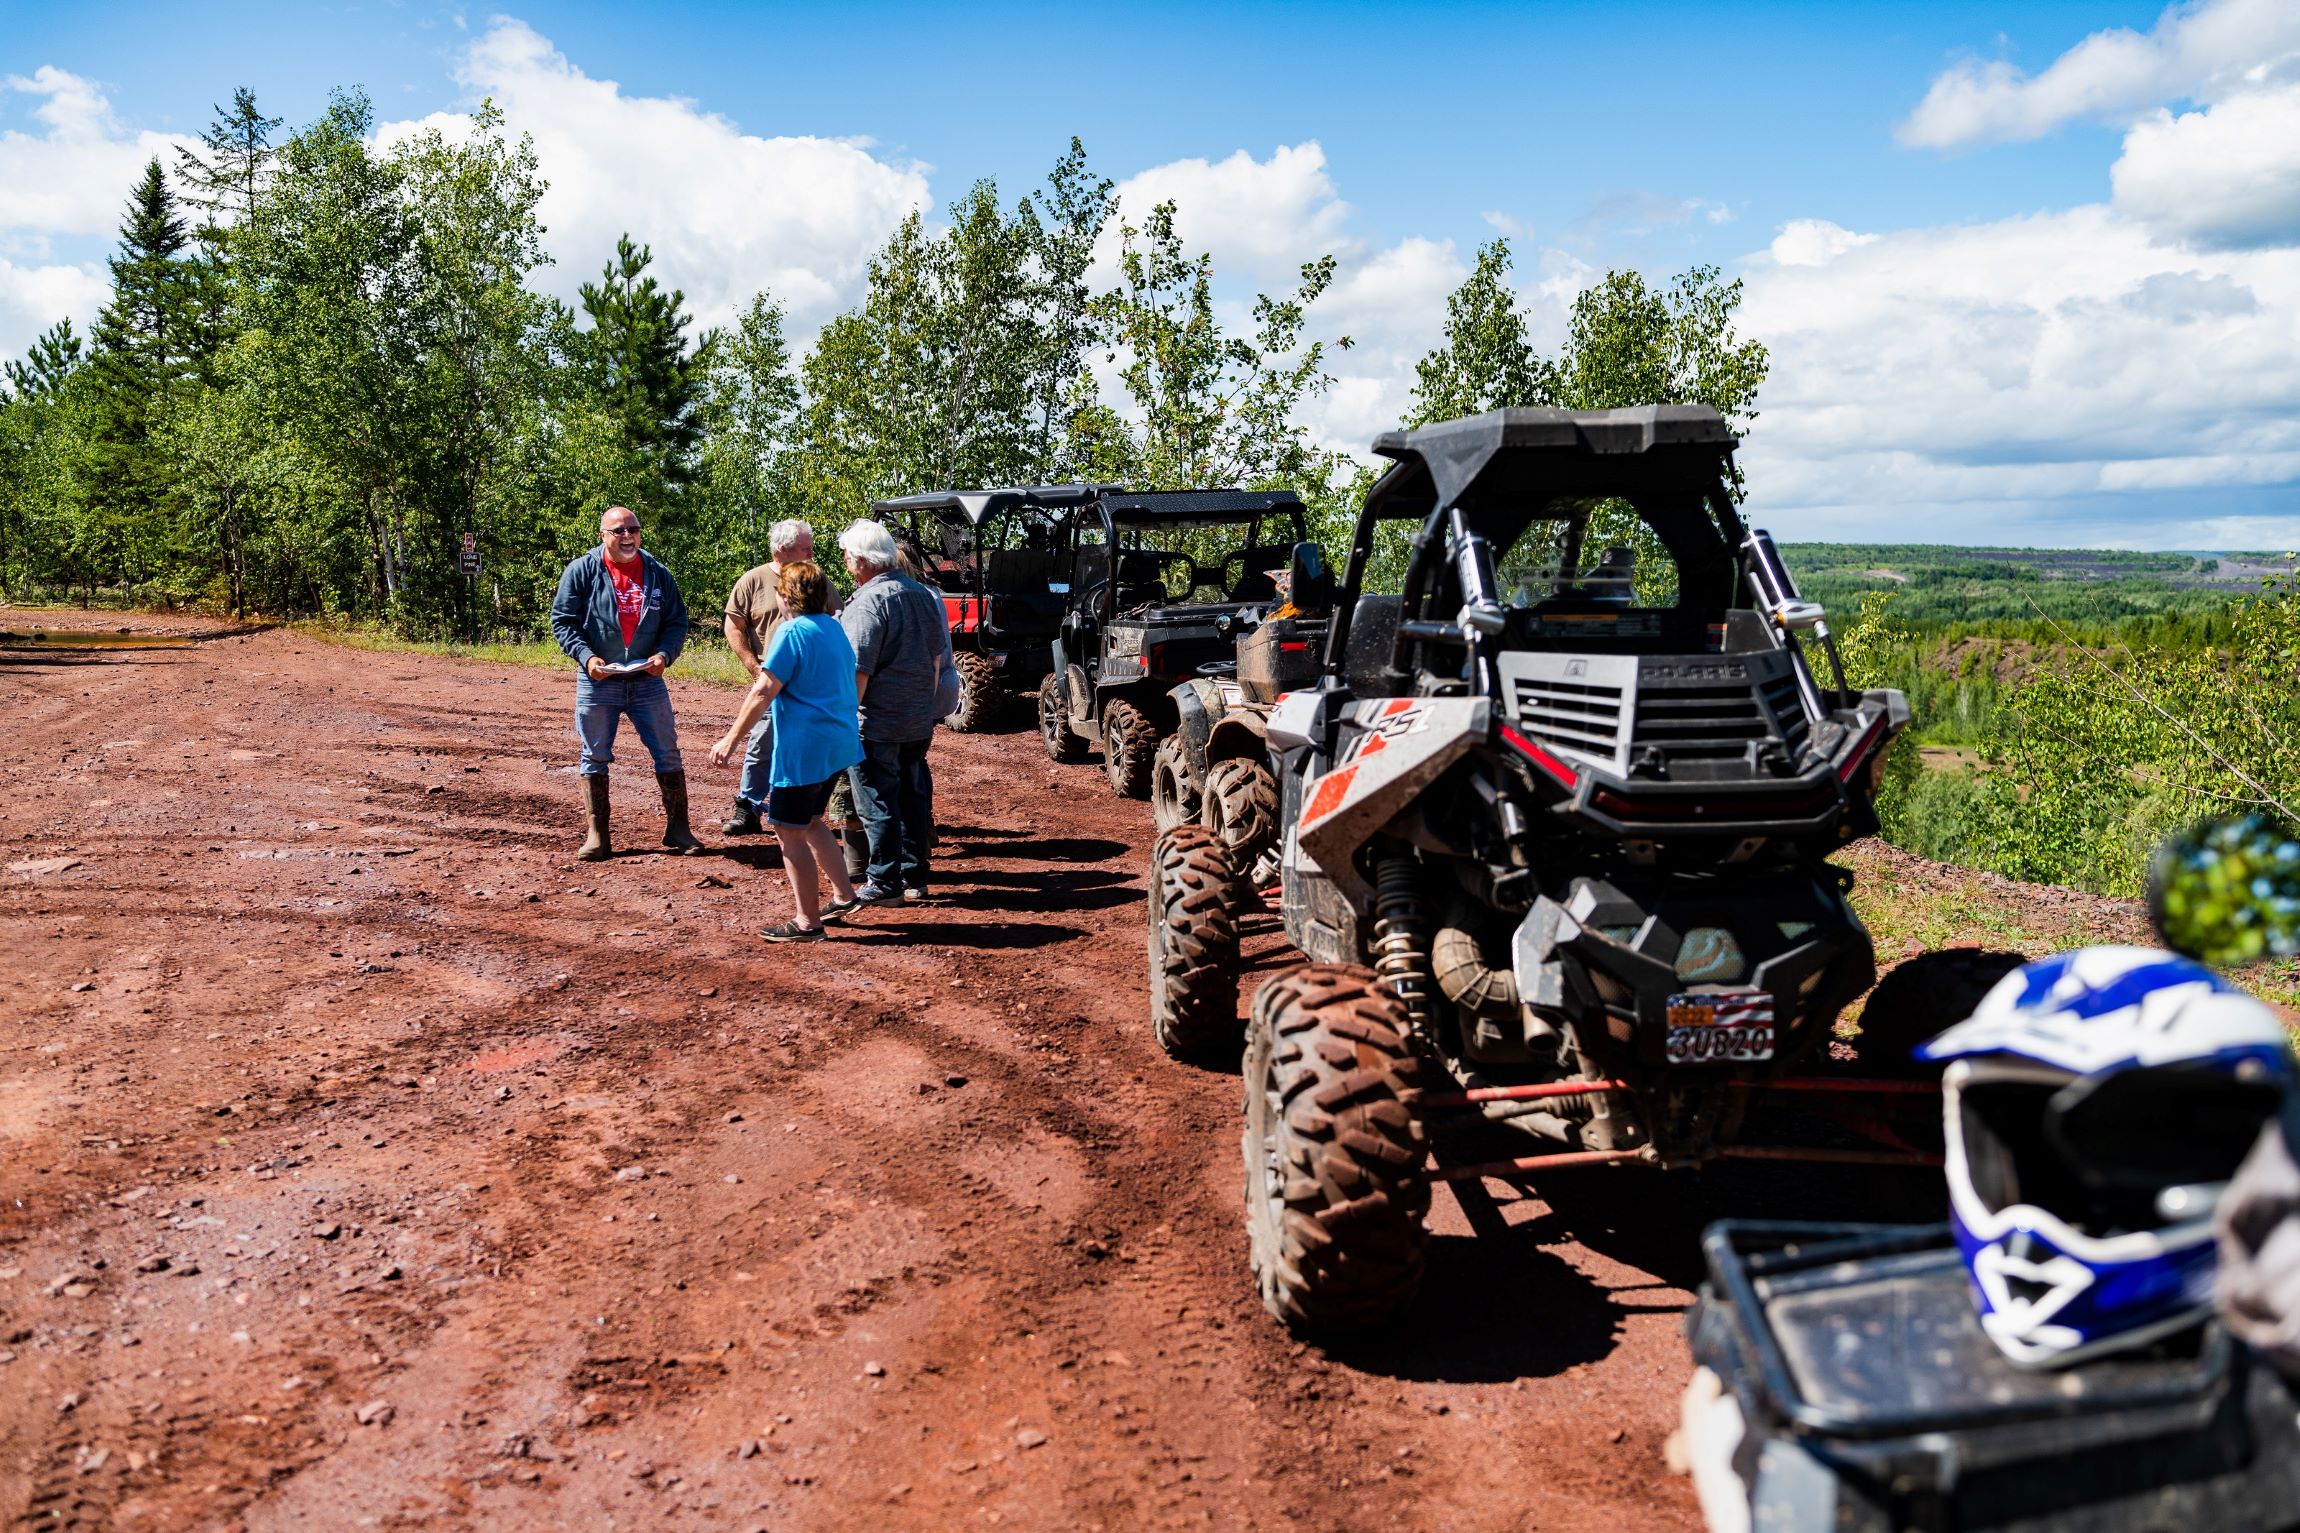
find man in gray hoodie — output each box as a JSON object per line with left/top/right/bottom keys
{"left": 548, "top": 505, "right": 702, "bottom": 861}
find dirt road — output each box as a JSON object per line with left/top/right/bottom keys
{"left": 1, "top": 613, "right": 1710, "bottom": 1532}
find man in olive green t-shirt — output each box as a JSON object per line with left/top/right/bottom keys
{"left": 721, "top": 519, "right": 843, "bottom": 835}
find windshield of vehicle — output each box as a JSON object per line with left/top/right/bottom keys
{"left": 1495, "top": 497, "right": 1682, "bottom": 609}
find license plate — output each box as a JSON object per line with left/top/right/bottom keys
{"left": 1666, "top": 990, "right": 1776, "bottom": 1065}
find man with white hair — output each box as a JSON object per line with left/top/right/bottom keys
{"left": 719, "top": 518, "right": 840, "bottom": 836}
{"left": 839, "top": 518, "right": 949, "bottom": 903}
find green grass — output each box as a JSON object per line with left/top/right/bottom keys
{"left": 302, "top": 622, "right": 756, "bottom": 688}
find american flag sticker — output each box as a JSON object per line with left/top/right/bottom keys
{"left": 1666, "top": 990, "right": 1776, "bottom": 1064}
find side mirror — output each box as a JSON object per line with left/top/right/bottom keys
{"left": 1287, "top": 541, "right": 1333, "bottom": 615}
{"left": 2149, "top": 814, "right": 2300, "bottom": 967}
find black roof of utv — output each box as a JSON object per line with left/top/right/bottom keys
{"left": 1097, "top": 489, "right": 1306, "bottom": 530}
{"left": 871, "top": 484, "right": 1305, "bottom": 532}
{"left": 871, "top": 484, "right": 1111, "bottom": 528}
{"left": 1359, "top": 404, "right": 1747, "bottom": 612}
{"left": 1366, "top": 405, "right": 1738, "bottom": 522}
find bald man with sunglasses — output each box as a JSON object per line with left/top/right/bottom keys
{"left": 549, "top": 505, "right": 703, "bottom": 861}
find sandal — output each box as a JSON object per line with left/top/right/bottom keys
{"left": 759, "top": 920, "right": 826, "bottom": 944}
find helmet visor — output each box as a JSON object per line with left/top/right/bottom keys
{"left": 1961, "top": 1064, "right": 2279, "bottom": 1236}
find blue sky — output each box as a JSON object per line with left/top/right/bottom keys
{"left": 5, "top": 0, "right": 2298, "bottom": 547}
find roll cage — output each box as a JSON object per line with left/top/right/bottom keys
{"left": 1323, "top": 405, "right": 1763, "bottom": 684}
{"left": 1062, "top": 489, "right": 1312, "bottom": 626}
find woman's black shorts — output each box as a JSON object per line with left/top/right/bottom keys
{"left": 766, "top": 777, "right": 837, "bottom": 827}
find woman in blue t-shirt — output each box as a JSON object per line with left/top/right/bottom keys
{"left": 708, "top": 561, "right": 863, "bottom": 941}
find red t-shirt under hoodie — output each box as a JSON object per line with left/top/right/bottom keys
{"left": 606, "top": 555, "right": 645, "bottom": 649}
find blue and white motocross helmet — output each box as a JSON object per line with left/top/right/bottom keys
{"left": 1918, "top": 946, "right": 2292, "bottom": 1368}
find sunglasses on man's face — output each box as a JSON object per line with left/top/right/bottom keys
{"left": 606, "top": 525, "right": 642, "bottom": 537}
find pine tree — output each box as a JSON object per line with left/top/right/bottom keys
{"left": 174, "top": 89, "right": 282, "bottom": 369}
{"left": 578, "top": 235, "right": 701, "bottom": 498}
{"left": 2, "top": 319, "right": 84, "bottom": 402}
{"left": 175, "top": 88, "right": 282, "bottom": 251}
{"left": 85, "top": 159, "right": 200, "bottom": 588}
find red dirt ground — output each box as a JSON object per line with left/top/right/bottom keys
{"left": 0, "top": 611, "right": 1725, "bottom": 1532}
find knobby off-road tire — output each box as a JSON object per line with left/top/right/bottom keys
{"left": 1201, "top": 758, "right": 1279, "bottom": 872}
{"left": 1243, "top": 964, "right": 1430, "bottom": 1333}
{"left": 1851, "top": 948, "right": 2028, "bottom": 1079}
{"left": 1151, "top": 735, "right": 1200, "bottom": 832}
{"left": 1102, "top": 698, "right": 1159, "bottom": 799}
{"left": 1039, "top": 671, "right": 1086, "bottom": 764}
{"left": 946, "top": 651, "right": 1001, "bottom": 733}
{"left": 1148, "top": 825, "right": 1240, "bottom": 1059}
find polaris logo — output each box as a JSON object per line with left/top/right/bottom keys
{"left": 1643, "top": 661, "right": 1744, "bottom": 682}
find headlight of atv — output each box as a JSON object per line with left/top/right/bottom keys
{"left": 1674, "top": 927, "right": 1748, "bottom": 983}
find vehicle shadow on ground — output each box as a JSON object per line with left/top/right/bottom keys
{"left": 1500, "top": 1159, "right": 1945, "bottom": 1295}
{"left": 714, "top": 844, "right": 787, "bottom": 872}
{"left": 938, "top": 879, "right": 1138, "bottom": 914}
{"left": 956, "top": 835, "right": 1132, "bottom": 864}
{"left": 837, "top": 919, "right": 1088, "bottom": 950}
{"left": 1326, "top": 1215, "right": 1633, "bottom": 1384}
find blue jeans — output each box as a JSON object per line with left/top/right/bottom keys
{"left": 574, "top": 672, "right": 682, "bottom": 776}
{"left": 736, "top": 714, "right": 774, "bottom": 808}
{"left": 850, "top": 737, "right": 931, "bottom": 890}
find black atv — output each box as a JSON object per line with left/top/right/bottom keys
{"left": 1151, "top": 540, "right": 1336, "bottom": 899}
{"left": 1036, "top": 487, "right": 1310, "bottom": 799}
{"left": 1144, "top": 406, "right": 1943, "bottom": 1332}
{"left": 872, "top": 485, "right": 1100, "bottom": 732}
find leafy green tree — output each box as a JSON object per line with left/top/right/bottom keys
{"left": 394, "top": 102, "right": 555, "bottom": 634}
{"left": 235, "top": 89, "right": 422, "bottom": 614}
{"left": 151, "top": 352, "right": 294, "bottom": 616}
{"left": 1960, "top": 569, "right": 2300, "bottom": 894}
{"left": 680, "top": 292, "right": 801, "bottom": 593}
{"left": 1087, "top": 199, "right": 1347, "bottom": 496}
{"left": 799, "top": 186, "right": 1045, "bottom": 522}
{"left": 1407, "top": 239, "right": 1547, "bottom": 425}
{"left": 1406, "top": 254, "right": 1767, "bottom": 600}
{"left": 578, "top": 234, "right": 701, "bottom": 502}
{"left": 1019, "top": 138, "right": 1115, "bottom": 480}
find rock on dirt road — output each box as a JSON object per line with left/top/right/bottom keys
{"left": 0, "top": 613, "right": 1705, "bottom": 1531}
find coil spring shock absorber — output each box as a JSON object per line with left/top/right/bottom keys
{"left": 1372, "top": 854, "right": 1434, "bottom": 1037}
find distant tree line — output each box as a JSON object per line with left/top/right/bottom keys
{"left": 0, "top": 89, "right": 1766, "bottom": 634}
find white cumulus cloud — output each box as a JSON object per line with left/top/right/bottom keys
{"left": 1768, "top": 219, "right": 1879, "bottom": 268}
{"left": 2111, "top": 84, "right": 2300, "bottom": 249}
{"left": 1109, "top": 142, "right": 1351, "bottom": 282}
{"left": 0, "top": 67, "right": 198, "bottom": 366}
{"left": 1737, "top": 204, "right": 2300, "bottom": 542}
{"left": 1897, "top": 0, "right": 2300, "bottom": 149}
{"left": 378, "top": 17, "right": 930, "bottom": 333}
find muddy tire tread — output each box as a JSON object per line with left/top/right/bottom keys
{"left": 1102, "top": 698, "right": 1159, "bottom": 798}
{"left": 1039, "top": 671, "right": 1086, "bottom": 763}
{"left": 1148, "top": 826, "right": 1240, "bottom": 1059}
{"left": 1151, "top": 735, "right": 1200, "bottom": 832}
{"left": 1244, "top": 964, "right": 1428, "bottom": 1333}
{"left": 946, "top": 651, "right": 1001, "bottom": 733}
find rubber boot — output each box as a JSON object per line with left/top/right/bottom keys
{"left": 657, "top": 771, "right": 706, "bottom": 855}
{"left": 842, "top": 822, "right": 870, "bottom": 881}
{"left": 577, "top": 775, "right": 612, "bottom": 862}
{"left": 722, "top": 795, "right": 762, "bottom": 836}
